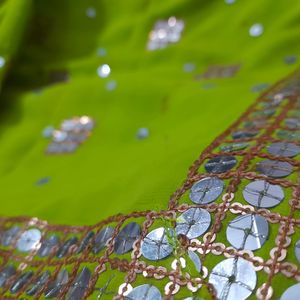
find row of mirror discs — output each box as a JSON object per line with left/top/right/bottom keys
{"left": 189, "top": 177, "right": 285, "bottom": 209}
{"left": 44, "top": 116, "right": 95, "bottom": 154}
{"left": 0, "top": 211, "right": 211, "bottom": 261}
{"left": 0, "top": 222, "right": 141, "bottom": 257}
{"left": 205, "top": 147, "right": 297, "bottom": 178}
{"left": 188, "top": 178, "right": 288, "bottom": 252}
{"left": 219, "top": 140, "right": 300, "bottom": 159}
{"left": 0, "top": 265, "right": 93, "bottom": 299}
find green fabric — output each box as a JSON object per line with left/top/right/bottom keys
{"left": 0, "top": 1, "right": 300, "bottom": 299}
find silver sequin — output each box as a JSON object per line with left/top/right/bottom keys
{"left": 176, "top": 208, "right": 211, "bottom": 239}
{"left": 189, "top": 177, "right": 224, "bottom": 204}
{"left": 16, "top": 229, "right": 41, "bottom": 252}
{"left": 280, "top": 283, "right": 300, "bottom": 300}
{"left": 256, "top": 159, "right": 293, "bottom": 178}
{"left": 267, "top": 142, "right": 300, "bottom": 157}
{"left": 141, "top": 227, "right": 173, "bottom": 260}
{"left": 243, "top": 180, "right": 284, "bottom": 208}
{"left": 226, "top": 214, "right": 269, "bottom": 251}
{"left": 295, "top": 239, "right": 300, "bottom": 264}
{"left": 209, "top": 258, "right": 256, "bottom": 300}
{"left": 97, "top": 64, "right": 111, "bottom": 78}
{"left": 114, "top": 222, "right": 141, "bottom": 255}
{"left": 205, "top": 156, "right": 237, "bottom": 174}
{"left": 249, "top": 24, "right": 264, "bottom": 37}
{"left": 125, "top": 284, "right": 162, "bottom": 300}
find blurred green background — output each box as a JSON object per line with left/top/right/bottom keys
{"left": 0, "top": 0, "right": 299, "bottom": 225}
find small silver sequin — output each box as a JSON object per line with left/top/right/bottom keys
{"left": 285, "top": 118, "right": 300, "bottom": 129}
{"left": 86, "top": 7, "right": 96, "bottom": 18}
{"left": 251, "top": 83, "right": 269, "bottom": 93}
{"left": 56, "top": 237, "right": 78, "bottom": 258}
{"left": 280, "top": 283, "right": 300, "bottom": 300}
{"left": 256, "top": 159, "right": 293, "bottom": 178}
{"left": 243, "top": 180, "right": 284, "bottom": 208}
{"left": 252, "top": 108, "right": 275, "bottom": 118}
{"left": 226, "top": 214, "right": 269, "bottom": 250}
{"left": 243, "top": 120, "right": 266, "bottom": 129}
{"left": 10, "top": 271, "right": 34, "bottom": 293}
{"left": 176, "top": 208, "right": 211, "bottom": 239}
{"left": 26, "top": 271, "right": 51, "bottom": 296}
{"left": 141, "top": 227, "right": 174, "bottom": 260}
{"left": 66, "top": 132, "right": 88, "bottom": 143}
{"left": 183, "top": 63, "right": 196, "bottom": 73}
{"left": 16, "top": 229, "right": 41, "bottom": 252}
{"left": 76, "top": 231, "right": 94, "bottom": 254}
{"left": 106, "top": 80, "right": 117, "bottom": 91}
{"left": 205, "top": 156, "right": 237, "bottom": 174}
{"left": 189, "top": 177, "right": 224, "bottom": 204}
{"left": 42, "top": 126, "right": 54, "bottom": 138}
{"left": 249, "top": 23, "right": 264, "bottom": 37}
{"left": 267, "top": 142, "right": 300, "bottom": 157}
{"left": 1, "top": 225, "right": 20, "bottom": 246}
{"left": 0, "top": 56, "right": 5, "bottom": 68}
{"left": 78, "top": 116, "right": 95, "bottom": 131}
{"left": 220, "top": 142, "right": 249, "bottom": 152}
{"left": 232, "top": 131, "right": 258, "bottom": 139}
{"left": 262, "top": 95, "right": 283, "bottom": 108}
{"left": 67, "top": 267, "right": 91, "bottom": 300}
{"left": 44, "top": 269, "right": 69, "bottom": 298}
{"left": 125, "top": 284, "right": 162, "bottom": 300}
{"left": 284, "top": 55, "right": 297, "bottom": 65}
{"left": 52, "top": 130, "right": 68, "bottom": 142}
{"left": 0, "top": 265, "right": 16, "bottom": 287}
{"left": 188, "top": 250, "right": 202, "bottom": 272}
{"left": 46, "top": 142, "right": 78, "bottom": 154}
{"left": 114, "top": 222, "right": 141, "bottom": 255}
{"left": 97, "top": 64, "right": 111, "bottom": 78}
{"left": 97, "top": 47, "right": 107, "bottom": 57}
{"left": 295, "top": 239, "right": 300, "bottom": 264}
{"left": 38, "top": 235, "right": 60, "bottom": 257}
{"left": 225, "top": 0, "right": 236, "bottom": 4}
{"left": 36, "top": 176, "right": 51, "bottom": 186}
{"left": 61, "top": 119, "right": 77, "bottom": 132}
{"left": 209, "top": 258, "right": 256, "bottom": 300}
{"left": 277, "top": 130, "right": 300, "bottom": 141}
{"left": 136, "top": 127, "right": 149, "bottom": 140}
{"left": 93, "top": 226, "right": 114, "bottom": 254}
